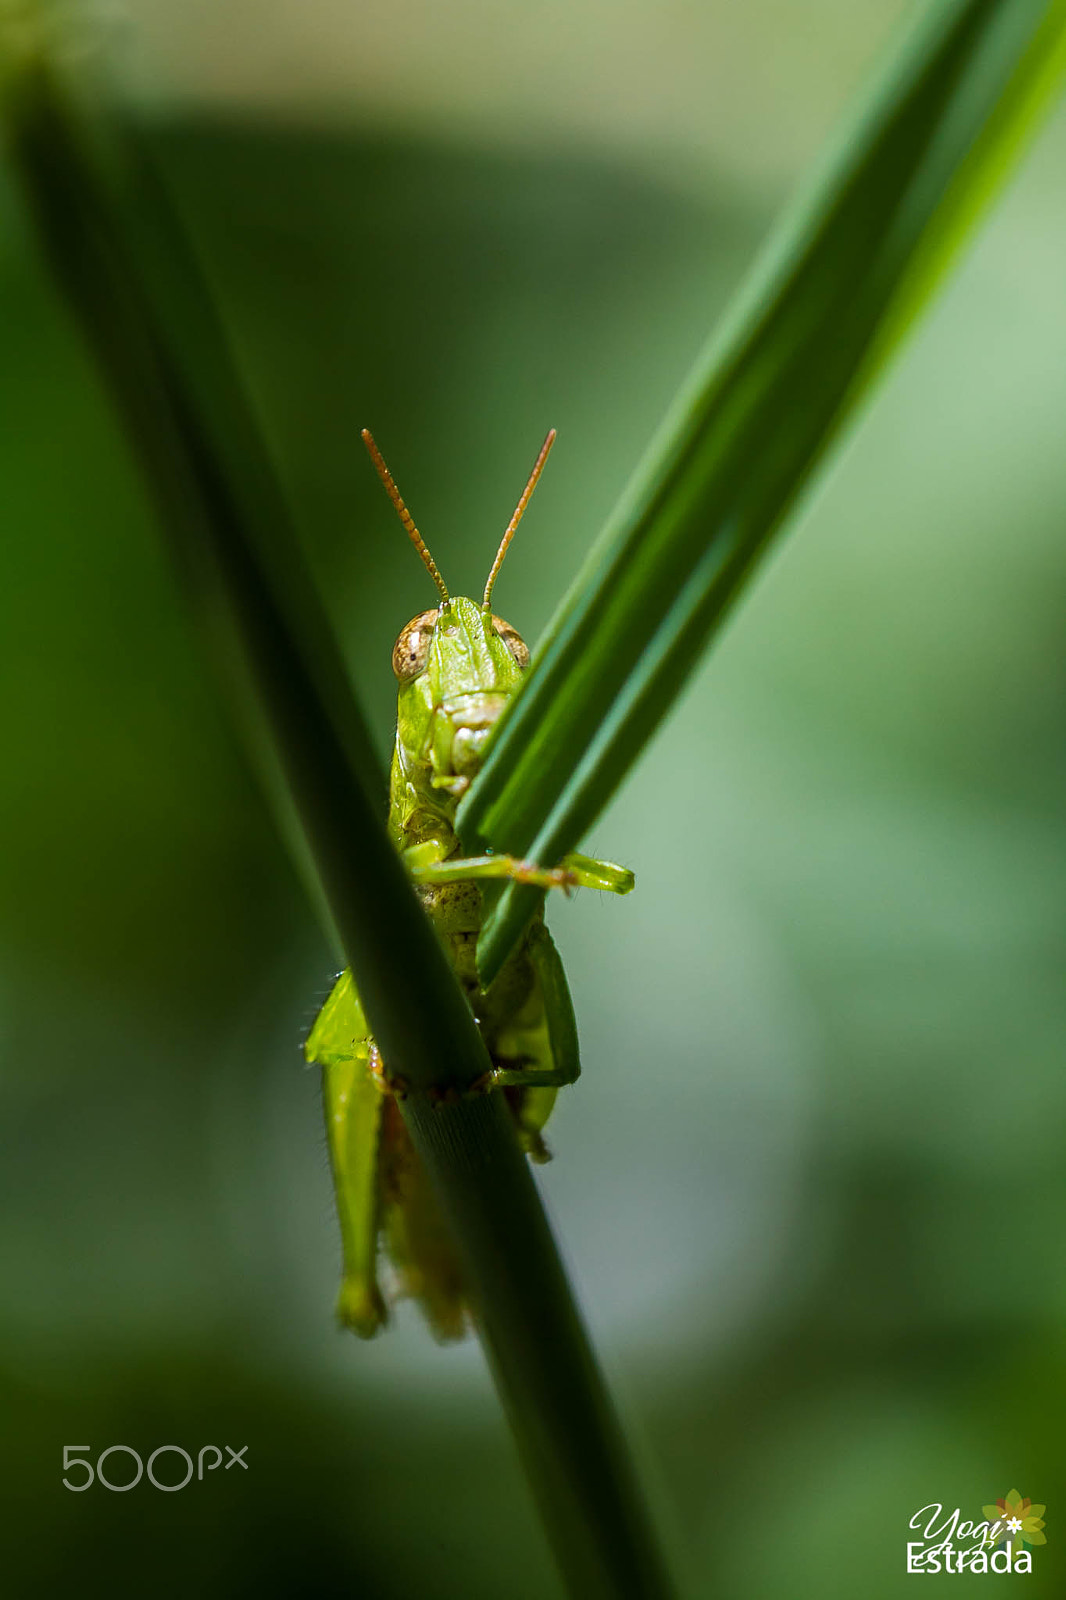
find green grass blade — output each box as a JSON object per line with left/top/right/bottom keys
{"left": 407, "top": 1092, "right": 678, "bottom": 1600}
{"left": 460, "top": 0, "right": 1066, "bottom": 984}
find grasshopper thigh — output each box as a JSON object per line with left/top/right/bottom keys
{"left": 306, "top": 970, "right": 387, "bottom": 1337}
{"left": 305, "top": 968, "right": 370, "bottom": 1065}
{"left": 322, "top": 1055, "right": 387, "bottom": 1336}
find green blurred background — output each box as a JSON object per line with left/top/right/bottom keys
{"left": 1, "top": 2, "right": 1064, "bottom": 1595}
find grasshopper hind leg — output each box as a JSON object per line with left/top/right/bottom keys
{"left": 306, "top": 926, "right": 583, "bottom": 1337}
{"left": 306, "top": 969, "right": 469, "bottom": 1342}
{"left": 306, "top": 970, "right": 388, "bottom": 1338}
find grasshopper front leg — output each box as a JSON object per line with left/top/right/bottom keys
{"left": 404, "top": 839, "right": 634, "bottom": 895}
{"left": 561, "top": 850, "right": 635, "bottom": 894}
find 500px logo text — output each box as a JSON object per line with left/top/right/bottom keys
{"left": 61, "top": 1444, "right": 248, "bottom": 1492}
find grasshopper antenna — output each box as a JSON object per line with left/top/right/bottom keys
{"left": 362, "top": 428, "right": 450, "bottom": 605}
{"left": 482, "top": 428, "right": 556, "bottom": 611}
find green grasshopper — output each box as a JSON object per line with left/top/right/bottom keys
{"left": 304, "top": 429, "right": 633, "bottom": 1340}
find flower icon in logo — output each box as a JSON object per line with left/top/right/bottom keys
{"left": 982, "top": 1490, "right": 1046, "bottom": 1553}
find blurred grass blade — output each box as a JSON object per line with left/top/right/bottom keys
{"left": 460, "top": 0, "right": 1066, "bottom": 984}
{"left": 0, "top": 27, "right": 677, "bottom": 1599}
{"left": 0, "top": 42, "right": 494, "bottom": 1096}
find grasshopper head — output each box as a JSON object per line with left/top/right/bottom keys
{"left": 363, "top": 426, "right": 553, "bottom": 798}
{"left": 393, "top": 596, "right": 529, "bottom": 686}
{"left": 394, "top": 596, "right": 528, "bottom": 788}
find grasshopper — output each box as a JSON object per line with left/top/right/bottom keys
{"left": 304, "top": 429, "right": 633, "bottom": 1339}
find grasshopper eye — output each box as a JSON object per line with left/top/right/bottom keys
{"left": 392, "top": 609, "right": 439, "bottom": 680}
{"left": 491, "top": 615, "right": 530, "bottom": 671}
